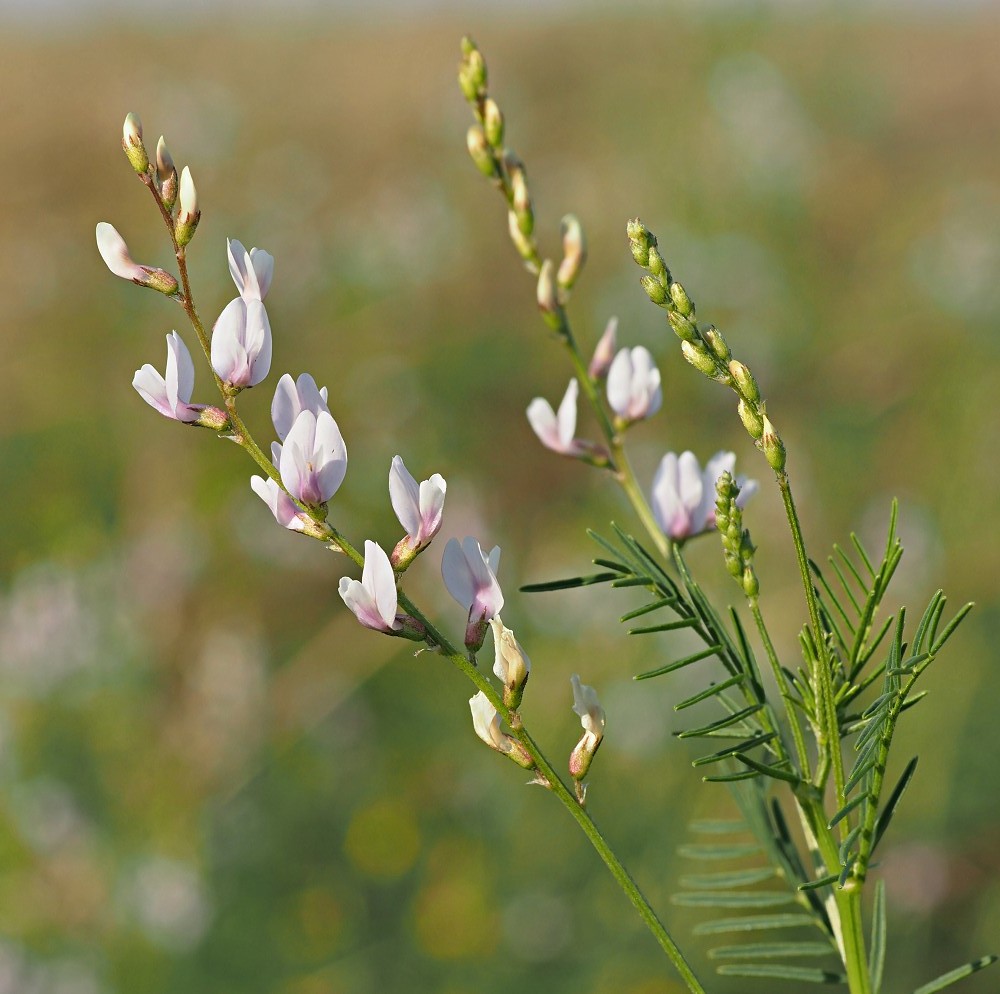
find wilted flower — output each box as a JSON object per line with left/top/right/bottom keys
{"left": 271, "top": 373, "right": 330, "bottom": 442}
{"left": 651, "top": 450, "right": 757, "bottom": 541}
{"left": 606, "top": 346, "right": 661, "bottom": 424}
{"left": 389, "top": 456, "right": 447, "bottom": 565}
{"left": 211, "top": 238, "right": 274, "bottom": 388}
{"left": 278, "top": 410, "right": 348, "bottom": 506}
{"left": 526, "top": 379, "right": 591, "bottom": 457}
{"left": 569, "top": 674, "right": 605, "bottom": 781}
{"left": 490, "top": 617, "right": 530, "bottom": 710}
{"left": 132, "top": 332, "right": 202, "bottom": 423}
{"left": 339, "top": 541, "right": 402, "bottom": 633}
{"left": 442, "top": 537, "right": 503, "bottom": 652}
{"left": 96, "top": 222, "right": 178, "bottom": 294}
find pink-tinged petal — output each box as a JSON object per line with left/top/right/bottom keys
{"left": 211, "top": 298, "right": 250, "bottom": 385}
{"left": 227, "top": 239, "right": 248, "bottom": 292}
{"left": 442, "top": 537, "right": 504, "bottom": 621}
{"left": 588, "top": 317, "right": 618, "bottom": 380}
{"left": 415, "top": 474, "right": 447, "bottom": 544}
{"left": 652, "top": 452, "right": 687, "bottom": 538}
{"left": 735, "top": 476, "right": 758, "bottom": 508}
{"left": 96, "top": 222, "right": 145, "bottom": 281}
{"left": 677, "top": 451, "right": 704, "bottom": 509}
{"left": 250, "top": 475, "right": 306, "bottom": 532}
{"left": 606, "top": 348, "right": 632, "bottom": 417}
{"left": 607, "top": 346, "right": 661, "bottom": 422}
{"left": 339, "top": 541, "right": 400, "bottom": 633}
{"left": 132, "top": 332, "right": 201, "bottom": 422}
{"left": 313, "top": 411, "right": 348, "bottom": 501}
{"left": 244, "top": 299, "right": 272, "bottom": 386}
{"left": 526, "top": 397, "right": 560, "bottom": 449}
{"left": 271, "top": 372, "right": 329, "bottom": 441}
{"left": 389, "top": 455, "right": 422, "bottom": 537}
{"left": 279, "top": 410, "right": 347, "bottom": 506}
{"left": 555, "top": 379, "right": 579, "bottom": 449}
{"left": 250, "top": 247, "right": 274, "bottom": 299}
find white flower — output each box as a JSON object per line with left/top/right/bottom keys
{"left": 651, "top": 450, "right": 757, "bottom": 541}
{"left": 606, "top": 346, "right": 662, "bottom": 423}
{"left": 527, "top": 379, "right": 588, "bottom": 456}
{"left": 279, "top": 410, "right": 348, "bottom": 506}
{"left": 132, "top": 332, "right": 202, "bottom": 423}
{"left": 339, "top": 541, "right": 401, "bottom": 633}
{"left": 389, "top": 456, "right": 447, "bottom": 554}
{"left": 469, "top": 691, "right": 507, "bottom": 752}
{"left": 250, "top": 476, "right": 309, "bottom": 533}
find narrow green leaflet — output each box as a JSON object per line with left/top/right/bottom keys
{"left": 911, "top": 956, "right": 999, "bottom": 994}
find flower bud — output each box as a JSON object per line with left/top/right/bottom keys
{"left": 507, "top": 210, "right": 535, "bottom": 264}
{"left": 742, "top": 566, "right": 760, "bottom": 599}
{"left": 175, "top": 166, "right": 200, "bottom": 247}
{"left": 729, "top": 360, "right": 761, "bottom": 404}
{"left": 703, "top": 325, "right": 731, "bottom": 362}
{"left": 469, "top": 692, "right": 535, "bottom": 770}
{"left": 506, "top": 156, "right": 533, "bottom": 236}
{"left": 482, "top": 98, "right": 504, "bottom": 147}
{"left": 639, "top": 274, "right": 667, "bottom": 306}
{"left": 626, "top": 218, "right": 655, "bottom": 267}
{"left": 669, "top": 281, "right": 695, "bottom": 317}
{"left": 569, "top": 675, "right": 605, "bottom": 782}
{"left": 466, "top": 125, "right": 498, "bottom": 179}
{"left": 646, "top": 245, "right": 668, "bottom": 280}
{"left": 156, "top": 137, "right": 178, "bottom": 211}
{"left": 762, "top": 414, "right": 786, "bottom": 472}
{"left": 122, "top": 112, "right": 148, "bottom": 174}
{"left": 490, "top": 618, "right": 531, "bottom": 710}
{"left": 738, "top": 398, "right": 764, "bottom": 439}
{"left": 536, "top": 260, "right": 562, "bottom": 330}
{"left": 667, "top": 309, "right": 698, "bottom": 342}
{"left": 557, "top": 214, "right": 586, "bottom": 290}
{"left": 681, "top": 340, "right": 718, "bottom": 378}
{"left": 588, "top": 317, "right": 618, "bottom": 380}
{"left": 458, "top": 39, "right": 487, "bottom": 102}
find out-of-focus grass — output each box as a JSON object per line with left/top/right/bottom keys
{"left": 1, "top": 8, "right": 999, "bottom": 993}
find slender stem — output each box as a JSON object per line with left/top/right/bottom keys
{"left": 749, "top": 597, "right": 810, "bottom": 776}
{"left": 396, "top": 591, "right": 707, "bottom": 994}
{"left": 776, "top": 472, "right": 845, "bottom": 803}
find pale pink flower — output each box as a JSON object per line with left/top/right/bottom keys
{"left": 211, "top": 239, "right": 275, "bottom": 388}
{"left": 651, "top": 450, "right": 757, "bottom": 541}
{"left": 527, "top": 379, "right": 588, "bottom": 456}
{"left": 389, "top": 456, "right": 447, "bottom": 554}
{"left": 132, "top": 332, "right": 202, "bottom": 423}
{"left": 278, "top": 410, "right": 348, "bottom": 506}
{"left": 339, "top": 541, "right": 402, "bottom": 633}
{"left": 271, "top": 373, "right": 329, "bottom": 442}
{"left": 607, "top": 346, "right": 662, "bottom": 423}
{"left": 250, "top": 476, "right": 311, "bottom": 533}
{"left": 442, "top": 537, "right": 503, "bottom": 651}
{"left": 587, "top": 317, "right": 618, "bottom": 380}
{"left": 96, "top": 222, "right": 178, "bottom": 294}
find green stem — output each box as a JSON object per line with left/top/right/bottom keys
{"left": 776, "top": 473, "right": 845, "bottom": 803}
{"left": 396, "top": 591, "right": 707, "bottom": 994}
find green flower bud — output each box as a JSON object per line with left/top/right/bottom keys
{"left": 122, "top": 112, "right": 149, "bottom": 174}
{"left": 742, "top": 566, "right": 760, "bottom": 599}
{"left": 729, "top": 360, "right": 761, "bottom": 404}
{"left": 669, "top": 281, "right": 695, "bottom": 317}
{"left": 681, "top": 340, "right": 719, "bottom": 378}
{"left": 174, "top": 166, "right": 200, "bottom": 248}
{"left": 483, "top": 98, "right": 504, "bottom": 147}
{"left": 646, "top": 245, "right": 667, "bottom": 278}
{"left": 507, "top": 209, "right": 535, "bottom": 263}
{"left": 156, "top": 137, "right": 178, "bottom": 212}
{"left": 703, "top": 325, "right": 731, "bottom": 362}
{"left": 466, "top": 125, "right": 498, "bottom": 178}
{"left": 145, "top": 269, "right": 180, "bottom": 295}
{"left": 458, "top": 39, "right": 487, "bottom": 102}
{"left": 626, "top": 217, "right": 655, "bottom": 267}
{"left": 667, "top": 309, "right": 698, "bottom": 342}
{"left": 640, "top": 274, "right": 667, "bottom": 306}
{"left": 762, "top": 415, "right": 786, "bottom": 472}
{"left": 738, "top": 399, "right": 765, "bottom": 440}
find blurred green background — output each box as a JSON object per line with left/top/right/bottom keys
{"left": 2, "top": 3, "right": 999, "bottom": 992}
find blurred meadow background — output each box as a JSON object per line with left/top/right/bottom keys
{"left": 2, "top": 2, "right": 1000, "bottom": 992}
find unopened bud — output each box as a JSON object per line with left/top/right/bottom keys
{"left": 122, "top": 112, "right": 149, "bottom": 174}
{"left": 482, "top": 98, "right": 504, "bottom": 147}
{"left": 557, "top": 214, "right": 587, "bottom": 290}
{"left": 738, "top": 399, "right": 764, "bottom": 439}
{"left": 681, "top": 340, "right": 719, "bottom": 378}
{"left": 490, "top": 618, "right": 531, "bottom": 711}
{"left": 703, "top": 326, "right": 731, "bottom": 362}
{"left": 146, "top": 269, "right": 180, "bottom": 295}
{"left": 506, "top": 157, "right": 533, "bottom": 236}
{"left": 588, "top": 317, "right": 618, "bottom": 380}
{"left": 640, "top": 274, "right": 667, "bottom": 306}
{"left": 646, "top": 245, "right": 668, "bottom": 279}
{"left": 669, "top": 281, "right": 695, "bottom": 317}
{"left": 156, "top": 137, "right": 178, "bottom": 210}
{"left": 536, "top": 259, "right": 563, "bottom": 330}
{"left": 742, "top": 566, "right": 760, "bottom": 599}
{"left": 507, "top": 210, "right": 535, "bottom": 264}
{"left": 626, "top": 218, "right": 655, "bottom": 268}
{"left": 469, "top": 692, "right": 535, "bottom": 770}
{"left": 667, "top": 309, "right": 698, "bottom": 342}
{"left": 466, "top": 125, "right": 498, "bottom": 178}
{"left": 458, "top": 39, "right": 487, "bottom": 102}
{"left": 729, "top": 360, "right": 761, "bottom": 404}
{"left": 762, "top": 414, "right": 786, "bottom": 472}
{"left": 193, "top": 406, "right": 230, "bottom": 431}
{"left": 174, "top": 166, "right": 200, "bottom": 247}
{"left": 569, "top": 675, "right": 605, "bottom": 782}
